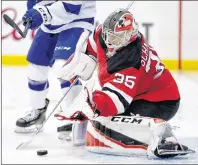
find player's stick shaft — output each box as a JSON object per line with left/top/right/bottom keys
{"left": 126, "top": 1, "right": 135, "bottom": 10}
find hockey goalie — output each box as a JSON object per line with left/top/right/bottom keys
{"left": 55, "top": 8, "right": 195, "bottom": 158}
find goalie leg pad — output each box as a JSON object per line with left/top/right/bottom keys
{"left": 85, "top": 116, "right": 151, "bottom": 156}
{"left": 85, "top": 116, "right": 195, "bottom": 158}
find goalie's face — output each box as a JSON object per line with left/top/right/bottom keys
{"left": 102, "top": 9, "right": 138, "bottom": 57}
{"left": 102, "top": 28, "right": 132, "bottom": 48}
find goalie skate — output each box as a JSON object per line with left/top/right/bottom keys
{"left": 15, "top": 99, "right": 49, "bottom": 133}
{"left": 154, "top": 141, "right": 195, "bottom": 158}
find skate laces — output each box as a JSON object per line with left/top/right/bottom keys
{"left": 22, "top": 109, "right": 40, "bottom": 122}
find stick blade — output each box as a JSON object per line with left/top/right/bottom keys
{"left": 3, "top": 14, "right": 25, "bottom": 38}
{"left": 3, "top": 14, "right": 15, "bottom": 28}
{"left": 16, "top": 141, "right": 31, "bottom": 150}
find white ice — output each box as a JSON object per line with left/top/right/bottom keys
{"left": 2, "top": 66, "right": 198, "bottom": 164}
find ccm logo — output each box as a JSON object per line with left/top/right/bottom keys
{"left": 111, "top": 116, "right": 143, "bottom": 124}
{"left": 38, "top": 8, "right": 48, "bottom": 22}
{"left": 55, "top": 46, "right": 71, "bottom": 50}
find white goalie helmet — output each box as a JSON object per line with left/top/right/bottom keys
{"left": 102, "top": 8, "right": 139, "bottom": 57}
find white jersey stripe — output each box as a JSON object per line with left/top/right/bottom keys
{"left": 104, "top": 83, "right": 133, "bottom": 104}
{"left": 103, "top": 90, "right": 125, "bottom": 114}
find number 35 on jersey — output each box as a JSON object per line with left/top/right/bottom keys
{"left": 113, "top": 73, "right": 136, "bottom": 89}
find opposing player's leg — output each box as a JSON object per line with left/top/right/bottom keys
{"left": 52, "top": 28, "right": 88, "bottom": 140}
{"left": 15, "top": 29, "right": 59, "bottom": 133}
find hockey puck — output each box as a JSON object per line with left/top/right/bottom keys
{"left": 37, "top": 150, "right": 48, "bottom": 156}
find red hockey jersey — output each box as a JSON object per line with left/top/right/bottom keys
{"left": 87, "top": 26, "right": 180, "bottom": 117}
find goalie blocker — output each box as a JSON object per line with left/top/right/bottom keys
{"left": 83, "top": 115, "right": 195, "bottom": 158}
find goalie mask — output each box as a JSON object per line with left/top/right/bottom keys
{"left": 102, "top": 9, "right": 138, "bottom": 58}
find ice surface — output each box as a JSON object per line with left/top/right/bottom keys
{"left": 2, "top": 67, "right": 198, "bottom": 164}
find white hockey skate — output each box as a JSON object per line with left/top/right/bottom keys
{"left": 154, "top": 140, "right": 195, "bottom": 158}
{"left": 147, "top": 122, "right": 195, "bottom": 158}
{"left": 15, "top": 99, "right": 49, "bottom": 133}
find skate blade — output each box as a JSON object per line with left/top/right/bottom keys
{"left": 58, "top": 136, "right": 72, "bottom": 141}
{"left": 73, "top": 140, "right": 85, "bottom": 146}
{"left": 15, "top": 125, "right": 44, "bottom": 134}
{"left": 58, "top": 132, "right": 72, "bottom": 141}
{"left": 158, "top": 149, "right": 195, "bottom": 155}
